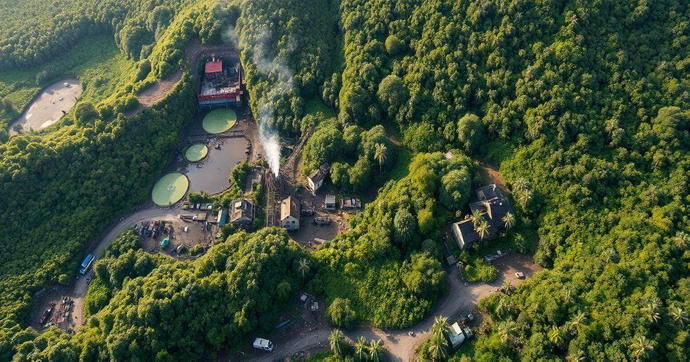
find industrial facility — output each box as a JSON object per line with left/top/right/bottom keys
{"left": 197, "top": 55, "right": 244, "bottom": 108}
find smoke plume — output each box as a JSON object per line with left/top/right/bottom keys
{"left": 225, "top": 25, "right": 294, "bottom": 177}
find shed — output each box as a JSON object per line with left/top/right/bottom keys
{"left": 217, "top": 209, "right": 228, "bottom": 227}
{"left": 325, "top": 194, "right": 337, "bottom": 211}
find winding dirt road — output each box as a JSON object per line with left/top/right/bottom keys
{"left": 250, "top": 255, "right": 540, "bottom": 362}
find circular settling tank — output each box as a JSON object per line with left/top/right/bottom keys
{"left": 152, "top": 173, "right": 189, "bottom": 206}
{"left": 185, "top": 144, "right": 209, "bottom": 162}
{"left": 202, "top": 109, "right": 237, "bottom": 134}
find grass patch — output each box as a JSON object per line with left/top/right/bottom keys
{"left": 388, "top": 147, "right": 412, "bottom": 181}
{"left": 304, "top": 98, "right": 335, "bottom": 120}
{"left": 459, "top": 254, "right": 498, "bottom": 283}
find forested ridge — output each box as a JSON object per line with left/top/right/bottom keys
{"left": 1, "top": 0, "right": 690, "bottom": 360}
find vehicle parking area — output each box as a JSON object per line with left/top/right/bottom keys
{"left": 230, "top": 292, "right": 329, "bottom": 361}
{"left": 136, "top": 216, "right": 215, "bottom": 257}
{"left": 28, "top": 287, "right": 84, "bottom": 334}
{"left": 288, "top": 185, "right": 355, "bottom": 249}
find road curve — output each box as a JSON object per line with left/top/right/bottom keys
{"left": 71, "top": 206, "right": 536, "bottom": 361}
{"left": 72, "top": 208, "right": 196, "bottom": 324}
{"left": 252, "top": 259, "right": 538, "bottom": 362}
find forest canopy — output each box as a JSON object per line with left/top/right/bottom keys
{"left": 1, "top": 0, "right": 690, "bottom": 360}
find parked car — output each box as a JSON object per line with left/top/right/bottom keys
{"left": 301, "top": 209, "right": 315, "bottom": 216}
{"left": 253, "top": 338, "right": 275, "bottom": 352}
{"left": 312, "top": 216, "right": 331, "bottom": 225}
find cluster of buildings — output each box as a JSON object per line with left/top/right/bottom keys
{"left": 198, "top": 55, "right": 244, "bottom": 108}
{"left": 451, "top": 184, "right": 514, "bottom": 250}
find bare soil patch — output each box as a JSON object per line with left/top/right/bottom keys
{"left": 478, "top": 161, "right": 508, "bottom": 191}
{"left": 10, "top": 79, "right": 82, "bottom": 134}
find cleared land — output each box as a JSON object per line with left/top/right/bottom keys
{"left": 9, "top": 79, "right": 82, "bottom": 134}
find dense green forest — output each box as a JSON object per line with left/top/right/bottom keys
{"left": 2, "top": 0, "right": 690, "bottom": 360}
{"left": 8, "top": 228, "right": 310, "bottom": 360}
{"left": 327, "top": 0, "right": 690, "bottom": 360}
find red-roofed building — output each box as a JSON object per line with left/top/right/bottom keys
{"left": 205, "top": 59, "right": 223, "bottom": 80}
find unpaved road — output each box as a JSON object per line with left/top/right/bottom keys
{"left": 251, "top": 254, "right": 540, "bottom": 362}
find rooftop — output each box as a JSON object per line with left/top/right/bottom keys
{"left": 205, "top": 60, "right": 223, "bottom": 74}
{"left": 308, "top": 168, "right": 326, "bottom": 184}
{"left": 281, "top": 196, "right": 300, "bottom": 220}
{"left": 230, "top": 198, "right": 254, "bottom": 222}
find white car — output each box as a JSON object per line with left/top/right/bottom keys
{"left": 253, "top": 338, "right": 274, "bottom": 352}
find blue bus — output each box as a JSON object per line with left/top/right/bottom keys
{"left": 79, "top": 254, "right": 95, "bottom": 275}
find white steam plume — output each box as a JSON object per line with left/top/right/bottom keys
{"left": 225, "top": 24, "right": 295, "bottom": 177}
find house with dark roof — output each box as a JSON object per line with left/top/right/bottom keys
{"left": 280, "top": 196, "right": 301, "bottom": 231}
{"left": 230, "top": 198, "right": 255, "bottom": 229}
{"left": 451, "top": 184, "right": 514, "bottom": 250}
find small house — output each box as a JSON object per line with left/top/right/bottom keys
{"left": 307, "top": 164, "right": 330, "bottom": 195}
{"left": 230, "top": 198, "right": 255, "bottom": 228}
{"left": 325, "top": 194, "right": 337, "bottom": 211}
{"left": 281, "top": 196, "right": 301, "bottom": 231}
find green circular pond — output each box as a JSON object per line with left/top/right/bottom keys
{"left": 152, "top": 173, "right": 189, "bottom": 206}
{"left": 185, "top": 144, "right": 209, "bottom": 162}
{"left": 202, "top": 109, "right": 237, "bottom": 134}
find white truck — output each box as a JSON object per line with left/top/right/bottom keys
{"left": 253, "top": 338, "right": 275, "bottom": 352}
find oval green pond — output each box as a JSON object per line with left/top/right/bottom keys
{"left": 185, "top": 144, "right": 209, "bottom": 162}
{"left": 202, "top": 109, "right": 237, "bottom": 134}
{"left": 152, "top": 173, "right": 189, "bottom": 206}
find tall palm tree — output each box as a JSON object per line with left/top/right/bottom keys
{"left": 601, "top": 248, "right": 617, "bottom": 264}
{"left": 476, "top": 219, "right": 490, "bottom": 241}
{"left": 548, "top": 325, "right": 564, "bottom": 348}
{"left": 431, "top": 316, "right": 449, "bottom": 338}
{"left": 374, "top": 143, "right": 387, "bottom": 178}
{"left": 513, "top": 178, "right": 529, "bottom": 193}
{"left": 368, "top": 339, "right": 385, "bottom": 362}
{"left": 329, "top": 329, "right": 345, "bottom": 356}
{"left": 517, "top": 189, "right": 533, "bottom": 210}
{"left": 630, "top": 336, "right": 653, "bottom": 361}
{"left": 502, "top": 212, "right": 516, "bottom": 229}
{"left": 427, "top": 333, "right": 449, "bottom": 361}
{"left": 670, "top": 306, "right": 688, "bottom": 326}
{"left": 498, "top": 320, "right": 518, "bottom": 345}
{"left": 569, "top": 311, "right": 587, "bottom": 333}
{"left": 641, "top": 299, "right": 660, "bottom": 324}
{"left": 471, "top": 209, "right": 483, "bottom": 228}
{"left": 354, "top": 336, "right": 368, "bottom": 361}
{"left": 298, "top": 258, "right": 310, "bottom": 278}
{"left": 562, "top": 289, "right": 574, "bottom": 305}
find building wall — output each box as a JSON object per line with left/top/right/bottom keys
{"left": 452, "top": 224, "right": 466, "bottom": 250}
{"left": 281, "top": 216, "right": 300, "bottom": 230}
{"left": 308, "top": 178, "right": 323, "bottom": 193}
